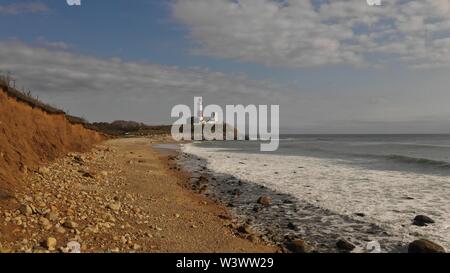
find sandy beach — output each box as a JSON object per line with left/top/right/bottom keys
{"left": 0, "top": 137, "right": 277, "bottom": 253}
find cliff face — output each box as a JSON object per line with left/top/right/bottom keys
{"left": 0, "top": 87, "right": 104, "bottom": 195}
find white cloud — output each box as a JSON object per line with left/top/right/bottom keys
{"left": 172, "top": 0, "right": 450, "bottom": 68}
{"left": 35, "top": 37, "right": 71, "bottom": 50}
{"left": 0, "top": 41, "right": 287, "bottom": 123}
{"left": 2, "top": 41, "right": 450, "bottom": 133}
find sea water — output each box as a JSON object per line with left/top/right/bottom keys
{"left": 180, "top": 135, "right": 450, "bottom": 252}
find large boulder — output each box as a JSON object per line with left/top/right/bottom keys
{"left": 408, "top": 239, "right": 445, "bottom": 253}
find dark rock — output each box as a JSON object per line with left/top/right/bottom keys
{"left": 82, "top": 172, "right": 95, "bottom": 179}
{"left": 199, "top": 185, "right": 208, "bottom": 194}
{"left": 286, "top": 239, "right": 311, "bottom": 253}
{"left": 73, "top": 155, "right": 84, "bottom": 164}
{"left": 355, "top": 213, "right": 366, "bottom": 217}
{"left": 229, "top": 189, "right": 241, "bottom": 196}
{"left": 253, "top": 206, "right": 262, "bottom": 213}
{"left": 287, "top": 222, "right": 299, "bottom": 231}
{"left": 238, "top": 224, "right": 253, "bottom": 234}
{"left": 198, "top": 175, "right": 208, "bottom": 182}
{"left": 408, "top": 239, "right": 445, "bottom": 253}
{"left": 336, "top": 239, "right": 355, "bottom": 252}
{"left": 19, "top": 204, "right": 33, "bottom": 216}
{"left": 257, "top": 196, "right": 272, "bottom": 206}
{"left": 62, "top": 221, "right": 78, "bottom": 229}
{"left": 413, "top": 215, "right": 435, "bottom": 227}
{"left": 218, "top": 214, "right": 232, "bottom": 220}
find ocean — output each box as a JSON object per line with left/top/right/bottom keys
{"left": 179, "top": 135, "right": 450, "bottom": 252}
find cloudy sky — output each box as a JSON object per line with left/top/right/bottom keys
{"left": 1, "top": 0, "right": 450, "bottom": 133}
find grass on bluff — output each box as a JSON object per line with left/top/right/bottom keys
{"left": 0, "top": 74, "right": 171, "bottom": 136}
{"left": 1, "top": 75, "right": 65, "bottom": 115}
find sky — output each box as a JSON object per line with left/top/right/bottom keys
{"left": 1, "top": 0, "right": 450, "bottom": 133}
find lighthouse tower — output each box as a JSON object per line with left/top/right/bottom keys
{"left": 194, "top": 96, "right": 204, "bottom": 124}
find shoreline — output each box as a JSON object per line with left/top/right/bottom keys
{"left": 154, "top": 142, "right": 283, "bottom": 251}
{"left": 176, "top": 145, "right": 327, "bottom": 253}
{"left": 178, "top": 142, "right": 448, "bottom": 253}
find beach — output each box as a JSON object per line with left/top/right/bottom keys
{"left": 0, "top": 137, "right": 277, "bottom": 253}
{"left": 2, "top": 133, "right": 449, "bottom": 253}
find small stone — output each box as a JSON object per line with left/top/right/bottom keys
{"left": 287, "top": 222, "right": 299, "bottom": 231}
{"left": 336, "top": 239, "right": 355, "bottom": 252}
{"left": 73, "top": 155, "right": 85, "bottom": 164}
{"left": 39, "top": 217, "right": 51, "bottom": 227}
{"left": 46, "top": 212, "right": 59, "bottom": 222}
{"left": 238, "top": 224, "right": 253, "bottom": 234}
{"left": 19, "top": 204, "right": 33, "bottom": 216}
{"left": 45, "top": 237, "right": 57, "bottom": 251}
{"left": 218, "top": 214, "right": 232, "bottom": 220}
{"left": 408, "top": 239, "right": 445, "bottom": 253}
{"left": 287, "top": 239, "right": 310, "bottom": 253}
{"left": 55, "top": 227, "right": 66, "bottom": 234}
{"left": 133, "top": 244, "right": 141, "bottom": 250}
{"left": 105, "top": 213, "right": 116, "bottom": 222}
{"left": 38, "top": 167, "right": 50, "bottom": 175}
{"left": 107, "top": 202, "right": 121, "bottom": 212}
{"left": 63, "top": 221, "right": 78, "bottom": 229}
{"left": 413, "top": 215, "right": 435, "bottom": 227}
{"left": 82, "top": 172, "right": 95, "bottom": 179}
{"left": 257, "top": 196, "right": 272, "bottom": 206}
{"left": 84, "top": 225, "right": 99, "bottom": 234}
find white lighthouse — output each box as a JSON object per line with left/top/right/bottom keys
{"left": 194, "top": 96, "right": 204, "bottom": 123}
